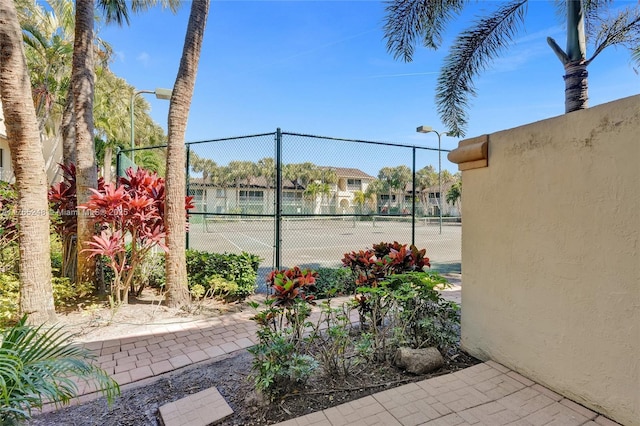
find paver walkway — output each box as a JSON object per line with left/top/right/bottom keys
{"left": 273, "top": 361, "right": 618, "bottom": 426}
{"left": 53, "top": 284, "right": 619, "bottom": 425}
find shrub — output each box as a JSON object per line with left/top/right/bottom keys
{"left": 0, "top": 274, "right": 95, "bottom": 326}
{"left": 312, "top": 267, "right": 356, "bottom": 298}
{"left": 308, "top": 300, "right": 360, "bottom": 378}
{"left": 355, "top": 272, "right": 460, "bottom": 361}
{"left": 248, "top": 267, "right": 318, "bottom": 397}
{"left": 131, "top": 251, "right": 165, "bottom": 295}
{"left": 0, "top": 274, "right": 19, "bottom": 327}
{"left": 342, "top": 241, "right": 429, "bottom": 288}
{"left": 342, "top": 242, "right": 431, "bottom": 327}
{"left": 0, "top": 315, "right": 119, "bottom": 424}
{"left": 51, "top": 277, "right": 94, "bottom": 309}
{"left": 383, "top": 272, "right": 460, "bottom": 353}
{"left": 247, "top": 319, "right": 317, "bottom": 397}
{"left": 185, "top": 250, "right": 261, "bottom": 302}
{"left": 0, "top": 181, "right": 18, "bottom": 249}
{"left": 190, "top": 284, "right": 206, "bottom": 300}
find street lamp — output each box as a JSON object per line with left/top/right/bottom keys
{"left": 416, "top": 125, "right": 450, "bottom": 234}
{"left": 130, "top": 87, "right": 172, "bottom": 164}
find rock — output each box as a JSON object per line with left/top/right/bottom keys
{"left": 394, "top": 347, "right": 444, "bottom": 374}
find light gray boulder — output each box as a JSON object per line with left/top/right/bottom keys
{"left": 394, "top": 347, "right": 444, "bottom": 374}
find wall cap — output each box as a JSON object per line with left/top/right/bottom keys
{"left": 447, "top": 135, "right": 489, "bottom": 171}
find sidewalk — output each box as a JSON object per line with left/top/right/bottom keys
{"left": 59, "top": 286, "right": 618, "bottom": 426}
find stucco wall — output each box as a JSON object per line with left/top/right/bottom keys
{"left": 460, "top": 95, "right": 639, "bottom": 425}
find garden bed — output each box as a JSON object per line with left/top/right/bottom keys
{"left": 29, "top": 338, "right": 478, "bottom": 426}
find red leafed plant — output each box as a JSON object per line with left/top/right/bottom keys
{"left": 342, "top": 242, "right": 430, "bottom": 325}
{"left": 342, "top": 241, "right": 430, "bottom": 287}
{"left": 266, "top": 266, "right": 317, "bottom": 307}
{"left": 79, "top": 167, "right": 192, "bottom": 304}
{"left": 48, "top": 164, "right": 105, "bottom": 280}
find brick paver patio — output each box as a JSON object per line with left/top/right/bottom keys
{"left": 49, "top": 286, "right": 620, "bottom": 425}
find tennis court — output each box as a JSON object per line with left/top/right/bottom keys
{"left": 187, "top": 215, "right": 461, "bottom": 274}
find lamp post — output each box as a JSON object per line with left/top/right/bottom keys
{"left": 416, "top": 125, "right": 449, "bottom": 234}
{"left": 130, "top": 87, "right": 172, "bottom": 164}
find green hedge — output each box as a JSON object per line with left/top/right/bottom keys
{"left": 311, "top": 267, "right": 356, "bottom": 298}
{"left": 185, "top": 250, "right": 261, "bottom": 302}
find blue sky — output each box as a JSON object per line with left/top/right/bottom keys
{"left": 100, "top": 1, "right": 640, "bottom": 175}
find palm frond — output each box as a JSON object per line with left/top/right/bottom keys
{"left": 0, "top": 316, "right": 120, "bottom": 424}
{"left": 436, "top": 0, "right": 528, "bottom": 137}
{"left": 384, "top": 0, "right": 466, "bottom": 62}
{"left": 132, "top": 0, "right": 182, "bottom": 14}
{"left": 97, "top": 0, "right": 130, "bottom": 26}
{"left": 587, "top": 5, "right": 640, "bottom": 64}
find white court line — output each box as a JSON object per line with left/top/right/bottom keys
{"left": 207, "top": 232, "right": 244, "bottom": 251}
{"left": 221, "top": 232, "right": 273, "bottom": 249}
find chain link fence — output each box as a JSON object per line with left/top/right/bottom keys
{"left": 118, "top": 129, "right": 461, "bottom": 291}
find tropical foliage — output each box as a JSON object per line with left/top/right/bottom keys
{"left": 384, "top": 0, "right": 640, "bottom": 136}
{"left": 248, "top": 244, "right": 460, "bottom": 396}
{"left": 0, "top": 315, "right": 119, "bottom": 424}
{"left": 80, "top": 167, "right": 194, "bottom": 304}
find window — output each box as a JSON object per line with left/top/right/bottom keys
{"left": 380, "top": 194, "right": 396, "bottom": 201}
{"left": 428, "top": 192, "right": 440, "bottom": 199}
{"left": 216, "top": 189, "right": 225, "bottom": 198}
{"left": 240, "top": 190, "right": 264, "bottom": 200}
{"left": 347, "top": 178, "right": 362, "bottom": 190}
{"left": 0, "top": 148, "right": 3, "bottom": 168}
{"left": 283, "top": 191, "right": 302, "bottom": 201}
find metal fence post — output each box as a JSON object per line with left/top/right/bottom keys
{"left": 412, "top": 146, "right": 416, "bottom": 247}
{"left": 185, "top": 144, "right": 191, "bottom": 250}
{"left": 275, "top": 128, "right": 282, "bottom": 271}
{"left": 115, "top": 147, "right": 121, "bottom": 186}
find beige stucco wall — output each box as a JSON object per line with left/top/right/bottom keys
{"left": 460, "top": 95, "right": 640, "bottom": 425}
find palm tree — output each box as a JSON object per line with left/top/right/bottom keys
{"left": 228, "top": 161, "right": 258, "bottom": 208}
{"left": 352, "top": 190, "right": 366, "bottom": 214}
{"left": 189, "top": 153, "right": 216, "bottom": 212}
{"left": 72, "top": 0, "right": 181, "bottom": 286}
{"left": 446, "top": 180, "right": 462, "bottom": 209}
{"left": 416, "top": 165, "right": 437, "bottom": 214}
{"left": 164, "top": 0, "right": 210, "bottom": 308}
{"left": 94, "top": 67, "right": 131, "bottom": 183}
{"left": 377, "top": 165, "right": 412, "bottom": 212}
{"left": 0, "top": 0, "right": 57, "bottom": 324}
{"left": 257, "top": 157, "right": 276, "bottom": 188}
{"left": 365, "top": 179, "right": 385, "bottom": 213}
{"left": 392, "top": 165, "right": 412, "bottom": 210}
{"left": 190, "top": 152, "right": 217, "bottom": 183}
{"left": 71, "top": 0, "right": 99, "bottom": 286}
{"left": 377, "top": 167, "right": 395, "bottom": 210}
{"left": 384, "top": 0, "right": 640, "bottom": 136}
{"left": 303, "top": 181, "right": 331, "bottom": 214}
{"left": 257, "top": 157, "right": 275, "bottom": 213}
{"left": 20, "top": 1, "right": 74, "bottom": 135}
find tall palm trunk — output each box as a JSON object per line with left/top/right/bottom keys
{"left": 165, "top": 0, "right": 210, "bottom": 308}
{"left": 549, "top": 0, "right": 589, "bottom": 113}
{"left": 0, "top": 0, "right": 57, "bottom": 323}
{"left": 563, "top": 61, "right": 588, "bottom": 113}
{"left": 72, "top": 0, "right": 98, "bottom": 286}
{"left": 61, "top": 90, "right": 76, "bottom": 166}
